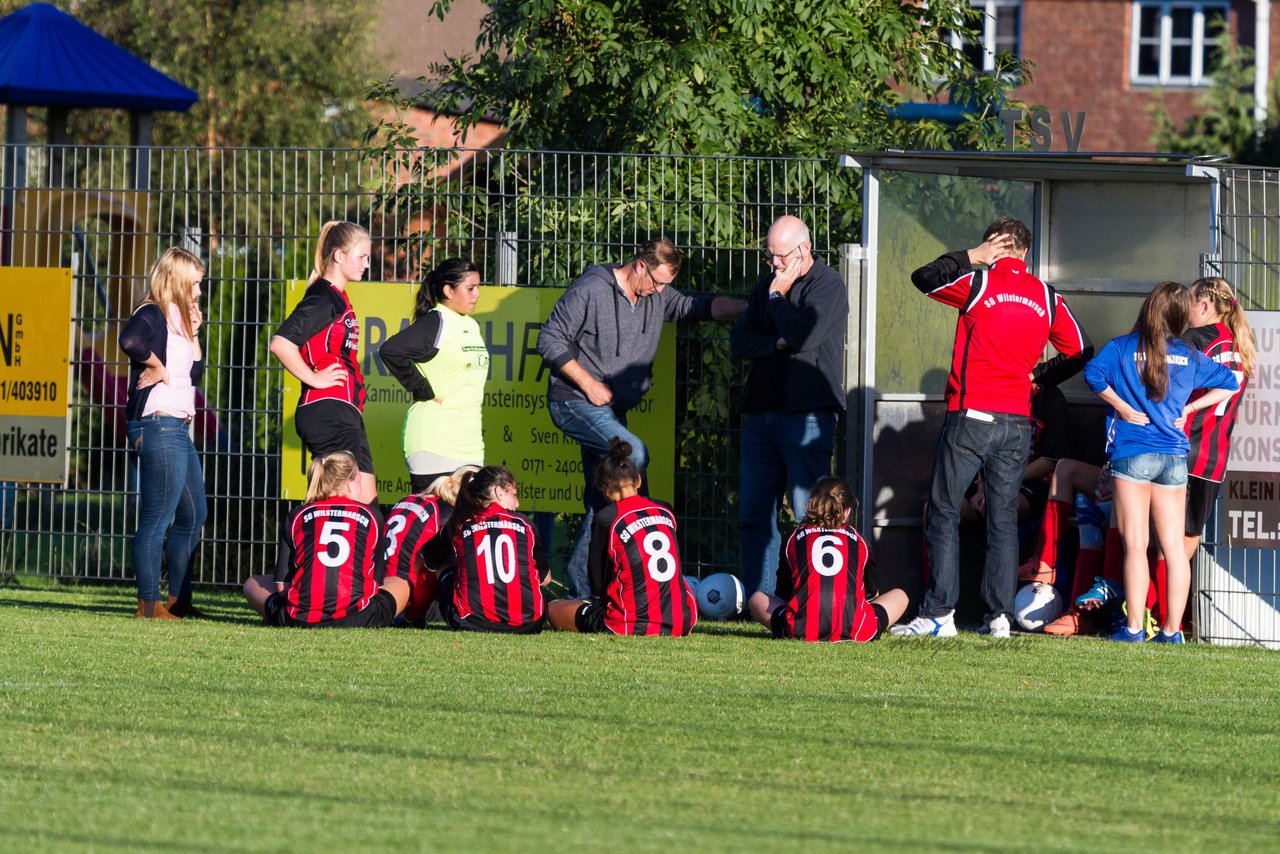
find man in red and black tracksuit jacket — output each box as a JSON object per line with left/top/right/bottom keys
{"left": 894, "top": 217, "right": 1092, "bottom": 637}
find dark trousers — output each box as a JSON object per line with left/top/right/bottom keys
{"left": 922, "top": 410, "right": 1031, "bottom": 623}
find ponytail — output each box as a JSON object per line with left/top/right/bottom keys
{"left": 305, "top": 451, "right": 359, "bottom": 502}
{"left": 594, "top": 438, "right": 642, "bottom": 496}
{"left": 1191, "top": 277, "right": 1257, "bottom": 378}
{"left": 424, "top": 464, "right": 481, "bottom": 505}
{"left": 414, "top": 258, "right": 479, "bottom": 320}
{"left": 449, "top": 465, "right": 517, "bottom": 532}
{"left": 802, "top": 476, "right": 856, "bottom": 529}
{"left": 310, "top": 220, "right": 370, "bottom": 284}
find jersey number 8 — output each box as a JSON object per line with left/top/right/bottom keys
{"left": 643, "top": 530, "right": 677, "bottom": 582}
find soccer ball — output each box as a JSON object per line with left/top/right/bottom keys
{"left": 696, "top": 572, "right": 744, "bottom": 620}
{"left": 1014, "top": 581, "right": 1065, "bottom": 631}
{"left": 683, "top": 574, "right": 701, "bottom": 596}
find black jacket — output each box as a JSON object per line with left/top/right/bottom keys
{"left": 118, "top": 303, "right": 204, "bottom": 422}
{"left": 730, "top": 254, "right": 847, "bottom": 414}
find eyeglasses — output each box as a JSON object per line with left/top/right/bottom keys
{"left": 762, "top": 243, "right": 805, "bottom": 265}
{"left": 644, "top": 265, "right": 674, "bottom": 288}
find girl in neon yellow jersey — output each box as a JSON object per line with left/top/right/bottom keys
{"left": 381, "top": 259, "right": 489, "bottom": 491}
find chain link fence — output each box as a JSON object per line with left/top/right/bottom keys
{"left": 0, "top": 143, "right": 849, "bottom": 586}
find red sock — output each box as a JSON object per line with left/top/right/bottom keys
{"left": 1152, "top": 557, "right": 1169, "bottom": 626}
{"left": 1037, "top": 499, "right": 1071, "bottom": 569}
{"left": 1071, "top": 547, "right": 1103, "bottom": 601}
{"left": 1144, "top": 549, "right": 1159, "bottom": 612}
{"left": 1102, "top": 527, "right": 1124, "bottom": 585}
{"left": 404, "top": 567, "right": 439, "bottom": 622}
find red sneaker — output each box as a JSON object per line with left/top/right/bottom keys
{"left": 1043, "top": 607, "right": 1091, "bottom": 637}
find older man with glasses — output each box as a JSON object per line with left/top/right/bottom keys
{"left": 538, "top": 237, "right": 746, "bottom": 598}
{"left": 730, "top": 215, "right": 848, "bottom": 600}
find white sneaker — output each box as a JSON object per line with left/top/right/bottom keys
{"left": 980, "top": 614, "right": 1011, "bottom": 638}
{"left": 889, "top": 611, "right": 957, "bottom": 637}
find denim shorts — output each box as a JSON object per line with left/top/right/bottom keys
{"left": 1110, "top": 453, "right": 1188, "bottom": 488}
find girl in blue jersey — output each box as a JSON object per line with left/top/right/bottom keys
{"left": 1083, "top": 282, "right": 1238, "bottom": 644}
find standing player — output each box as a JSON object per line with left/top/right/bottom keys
{"left": 243, "top": 452, "right": 409, "bottom": 627}
{"left": 1083, "top": 282, "right": 1239, "bottom": 643}
{"left": 1149, "top": 276, "right": 1256, "bottom": 629}
{"left": 894, "top": 217, "right": 1092, "bottom": 638}
{"left": 748, "top": 477, "right": 907, "bottom": 642}
{"left": 270, "top": 221, "right": 378, "bottom": 505}
{"left": 441, "top": 466, "right": 550, "bottom": 634}
{"left": 547, "top": 439, "right": 698, "bottom": 636}
{"left": 380, "top": 258, "right": 488, "bottom": 491}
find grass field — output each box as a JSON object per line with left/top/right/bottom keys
{"left": 2, "top": 581, "right": 1278, "bottom": 852}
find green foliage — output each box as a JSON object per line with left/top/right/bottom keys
{"left": 0, "top": 0, "right": 378, "bottom": 148}
{"left": 1150, "top": 41, "right": 1280, "bottom": 164}
{"left": 3, "top": 583, "right": 1280, "bottom": 850}
{"left": 421, "top": 0, "right": 1031, "bottom": 157}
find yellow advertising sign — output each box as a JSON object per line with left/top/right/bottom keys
{"left": 280, "top": 282, "right": 675, "bottom": 512}
{"left": 0, "top": 267, "right": 74, "bottom": 483}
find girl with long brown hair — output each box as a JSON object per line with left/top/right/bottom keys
{"left": 1083, "top": 282, "right": 1239, "bottom": 643}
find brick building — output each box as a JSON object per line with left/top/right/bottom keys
{"left": 958, "top": 0, "right": 1279, "bottom": 151}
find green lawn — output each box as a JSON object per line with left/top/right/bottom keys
{"left": 1, "top": 582, "right": 1277, "bottom": 852}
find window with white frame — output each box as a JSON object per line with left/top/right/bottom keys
{"left": 950, "top": 0, "right": 1022, "bottom": 73}
{"left": 1131, "top": 1, "right": 1228, "bottom": 86}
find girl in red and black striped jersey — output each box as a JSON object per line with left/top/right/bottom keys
{"left": 748, "top": 477, "right": 907, "bottom": 643}
{"left": 439, "top": 466, "right": 550, "bottom": 634}
{"left": 1182, "top": 277, "right": 1256, "bottom": 554}
{"left": 243, "top": 452, "right": 410, "bottom": 627}
{"left": 381, "top": 465, "right": 478, "bottom": 624}
{"left": 269, "top": 221, "right": 380, "bottom": 505}
{"left": 1146, "top": 277, "right": 1258, "bottom": 630}
{"left": 547, "top": 439, "right": 698, "bottom": 636}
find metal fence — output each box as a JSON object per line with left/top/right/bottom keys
{"left": 1198, "top": 165, "right": 1280, "bottom": 647}
{"left": 0, "top": 144, "right": 847, "bottom": 586}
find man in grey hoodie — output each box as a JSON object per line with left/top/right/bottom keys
{"left": 538, "top": 238, "right": 746, "bottom": 597}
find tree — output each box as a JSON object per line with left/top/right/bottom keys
{"left": 420, "top": 0, "right": 1029, "bottom": 157}
{"left": 1150, "top": 41, "right": 1280, "bottom": 165}
{"left": 1, "top": 0, "right": 378, "bottom": 148}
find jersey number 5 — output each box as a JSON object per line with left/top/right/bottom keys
{"left": 319, "top": 521, "right": 351, "bottom": 568}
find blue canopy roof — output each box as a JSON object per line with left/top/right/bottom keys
{"left": 0, "top": 3, "right": 197, "bottom": 111}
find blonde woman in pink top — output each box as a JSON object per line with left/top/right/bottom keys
{"left": 118, "top": 248, "right": 208, "bottom": 620}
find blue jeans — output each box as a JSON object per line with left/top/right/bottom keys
{"left": 922, "top": 410, "right": 1031, "bottom": 622}
{"left": 547, "top": 399, "right": 648, "bottom": 598}
{"left": 738, "top": 410, "right": 838, "bottom": 596}
{"left": 126, "top": 416, "right": 207, "bottom": 602}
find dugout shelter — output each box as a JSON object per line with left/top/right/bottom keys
{"left": 840, "top": 151, "right": 1280, "bottom": 646}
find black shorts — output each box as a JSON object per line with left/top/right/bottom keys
{"left": 295, "top": 399, "right": 374, "bottom": 475}
{"left": 437, "top": 572, "right": 546, "bottom": 635}
{"left": 574, "top": 598, "right": 608, "bottom": 634}
{"left": 263, "top": 588, "right": 398, "bottom": 628}
{"left": 1185, "top": 476, "right": 1221, "bottom": 537}
{"left": 770, "top": 602, "right": 890, "bottom": 642}
{"left": 1020, "top": 479, "right": 1051, "bottom": 517}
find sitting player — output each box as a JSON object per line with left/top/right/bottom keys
{"left": 749, "top": 476, "right": 908, "bottom": 642}
{"left": 439, "top": 465, "right": 550, "bottom": 634}
{"left": 382, "top": 465, "right": 478, "bottom": 625}
{"left": 547, "top": 439, "right": 698, "bottom": 636}
{"left": 244, "top": 452, "right": 409, "bottom": 627}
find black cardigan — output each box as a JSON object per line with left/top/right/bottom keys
{"left": 117, "top": 303, "right": 204, "bottom": 422}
